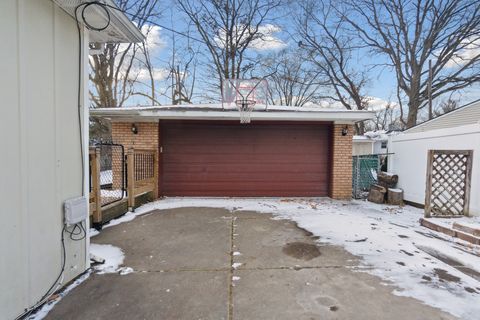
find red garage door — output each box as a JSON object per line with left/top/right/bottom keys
{"left": 160, "top": 121, "right": 332, "bottom": 197}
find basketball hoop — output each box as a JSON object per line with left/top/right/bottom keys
{"left": 222, "top": 78, "right": 269, "bottom": 124}
{"left": 236, "top": 99, "right": 256, "bottom": 124}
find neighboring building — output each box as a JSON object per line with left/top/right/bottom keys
{"left": 352, "top": 131, "right": 389, "bottom": 156}
{"left": 352, "top": 136, "right": 375, "bottom": 156}
{"left": 0, "top": 1, "right": 142, "bottom": 319}
{"left": 91, "top": 104, "right": 374, "bottom": 200}
{"left": 406, "top": 99, "right": 480, "bottom": 133}
{"left": 388, "top": 100, "right": 480, "bottom": 216}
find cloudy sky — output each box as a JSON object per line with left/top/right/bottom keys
{"left": 125, "top": 1, "right": 480, "bottom": 112}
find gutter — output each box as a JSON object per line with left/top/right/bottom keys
{"left": 90, "top": 108, "right": 376, "bottom": 123}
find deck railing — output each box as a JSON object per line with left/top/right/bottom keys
{"left": 89, "top": 146, "right": 159, "bottom": 225}
{"left": 127, "top": 148, "right": 159, "bottom": 210}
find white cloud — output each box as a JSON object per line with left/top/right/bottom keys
{"left": 141, "top": 25, "right": 166, "bottom": 54}
{"left": 315, "top": 96, "right": 398, "bottom": 111}
{"left": 249, "top": 24, "right": 287, "bottom": 51}
{"left": 365, "top": 96, "right": 398, "bottom": 111}
{"left": 135, "top": 67, "right": 169, "bottom": 82}
{"left": 444, "top": 36, "right": 480, "bottom": 68}
{"left": 214, "top": 24, "right": 287, "bottom": 52}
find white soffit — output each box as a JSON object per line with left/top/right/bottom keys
{"left": 53, "top": 0, "right": 144, "bottom": 43}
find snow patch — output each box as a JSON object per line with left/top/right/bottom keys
{"left": 118, "top": 267, "right": 134, "bottom": 275}
{"left": 27, "top": 271, "right": 91, "bottom": 320}
{"left": 232, "top": 263, "right": 242, "bottom": 269}
{"left": 90, "top": 244, "right": 125, "bottom": 274}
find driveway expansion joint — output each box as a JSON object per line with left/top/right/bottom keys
{"left": 228, "top": 216, "right": 235, "bottom": 320}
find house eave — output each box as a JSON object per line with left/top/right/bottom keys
{"left": 52, "top": 0, "right": 144, "bottom": 43}
{"left": 90, "top": 106, "right": 375, "bottom": 123}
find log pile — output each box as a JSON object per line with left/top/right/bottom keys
{"left": 367, "top": 172, "right": 404, "bottom": 205}
{"left": 377, "top": 172, "right": 399, "bottom": 188}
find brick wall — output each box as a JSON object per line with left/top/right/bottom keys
{"left": 111, "top": 122, "right": 159, "bottom": 191}
{"left": 330, "top": 124, "right": 354, "bottom": 200}
{"left": 111, "top": 121, "right": 353, "bottom": 200}
{"left": 111, "top": 122, "right": 159, "bottom": 150}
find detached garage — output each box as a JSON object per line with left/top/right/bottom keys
{"left": 91, "top": 104, "right": 374, "bottom": 200}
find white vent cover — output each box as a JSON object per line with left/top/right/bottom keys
{"left": 64, "top": 196, "right": 88, "bottom": 226}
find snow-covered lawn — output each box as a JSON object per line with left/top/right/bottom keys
{"left": 99, "top": 197, "right": 480, "bottom": 319}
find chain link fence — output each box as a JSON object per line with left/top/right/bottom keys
{"left": 352, "top": 154, "right": 381, "bottom": 199}
{"left": 96, "top": 143, "right": 126, "bottom": 206}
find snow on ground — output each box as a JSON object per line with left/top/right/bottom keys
{"left": 28, "top": 271, "right": 91, "bottom": 320}
{"left": 90, "top": 243, "right": 125, "bottom": 274}
{"left": 100, "top": 189, "right": 125, "bottom": 198}
{"left": 100, "top": 170, "right": 112, "bottom": 185}
{"left": 98, "top": 197, "right": 480, "bottom": 319}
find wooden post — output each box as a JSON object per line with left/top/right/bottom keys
{"left": 127, "top": 148, "right": 135, "bottom": 210}
{"left": 153, "top": 149, "right": 159, "bottom": 199}
{"left": 90, "top": 147, "right": 102, "bottom": 224}
{"left": 463, "top": 150, "right": 473, "bottom": 217}
{"left": 424, "top": 150, "right": 434, "bottom": 218}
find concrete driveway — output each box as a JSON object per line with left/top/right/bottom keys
{"left": 46, "top": 207, "right": 456, "bottom": 320}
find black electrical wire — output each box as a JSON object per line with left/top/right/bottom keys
{"left": 64, "top": 223, "right": 87, "bottom": 241}
{"left": 16, "top": 227, "right": 67, "bottom": 320}
{"left": 17, "top": 4, "right": 99, "bottom": 317}
{"left": 76, "top": 1, "right": 209, "bottom": 45}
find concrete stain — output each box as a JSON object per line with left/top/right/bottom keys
{"left": 282, "top": 242, "right": 321, "bottom": 261}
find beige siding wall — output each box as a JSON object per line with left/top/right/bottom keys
{"left": 0, "top": 1, "right": 86, "bottom": 319}
{"left": 407, "top": 101, "right": 480, "bottom": 133}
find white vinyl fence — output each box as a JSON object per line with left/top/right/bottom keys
{"left": 388, "top": 123, "right": 480, "bottom": 216}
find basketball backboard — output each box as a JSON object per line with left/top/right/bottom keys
{"left": 221, "top": 78, "right": 269, "bottom": 123}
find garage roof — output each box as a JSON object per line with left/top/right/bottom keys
{"left": 90, "top": 104, "right": 375, "bottom": 123}
{"left": 53, "top": 0, "right": 144, "bottom": 43}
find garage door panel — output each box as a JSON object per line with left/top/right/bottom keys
{"left": 163, "top": 172, "right": 330, "bottom": 183}
{"left": 162, "top": 165, "right": 330, "bottom": 176}
{"left": 164, "top": 155, "right": 330, "bottom": 165}
{"left": 165, "top": 145, "right": 328, "bottom": 155}
{"left": 161, "top": 122, "right": 331, "bottom": 197}
{"left": 163, "top": 182, "right": 329, "bottom": 194}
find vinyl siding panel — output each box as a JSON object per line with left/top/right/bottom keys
{"left": 407, "top": 101, "right": 480, "bottom": 133}
{"left": 0, "top": 1, "right": 86, "bottom": 319}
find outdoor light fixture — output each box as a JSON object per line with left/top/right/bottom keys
{"left": 131, "top": 123, "right": 138, "bottom": 134}
{"left": 341, "top": 126, "right": 348, "bottom": 136}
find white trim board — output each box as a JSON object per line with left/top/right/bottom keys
{"left": 90, "top": 104, "right": 375, "bottom": 123}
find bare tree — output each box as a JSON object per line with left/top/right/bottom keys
{"left": 260, "top": 49, "right": 326, "bottom": 106}
{"left": 169, "top": 54, "right": 198, "bottom": 104}
{"left": 365, "top": 102, "right": 403, "bottom": 132}
{"left": 296, "top": 0, "right": 371, "bottom": 134}
{"left": 89, "top": 0, "right": 162, "bottom": 108}
{"left": 176, "top": 0, "right": 282, "bottom": 88}
{"left": 433, "top": 98, "right": 459, "bottom": 117}
{"left": 166, "top": 25, "right": 198, "bottom": 105}
{"left": 341, "top": 0, "right": 480, "bottom": 128}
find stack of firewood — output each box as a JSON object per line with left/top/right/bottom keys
{"left": 367, "top": 172, "right": 404, "bottom": 205}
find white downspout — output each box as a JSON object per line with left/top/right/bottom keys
{"left": 80, "top": 25, "right": 90, "bottom": 268}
